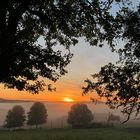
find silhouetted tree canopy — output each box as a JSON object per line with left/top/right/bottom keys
{"left": 4, "top": 105, "right": 25, "bottom": 129}
{"left": 83, "top": 4, "right": 140, "bottom": 122}
{"left": 67, "top": 103, "right": 93, "bottom": 128}
{"left": 27, "top": 102, "right": 47, "bottom": 128}
{"left": 0, "top": 0, "right": 129, "bottom": 93}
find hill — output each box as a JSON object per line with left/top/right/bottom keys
{"left": 0, "top": 98, "right": 32, "bottom": 103}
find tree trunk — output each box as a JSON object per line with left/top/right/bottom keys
{"left": 35, "top": 124, "right": 38, "bottom": 129}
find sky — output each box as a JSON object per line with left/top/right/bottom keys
{"left": 0, "top": 38, "right": 119, "bottom": 102}
{"left": 0, "top": 1, "right": 140, "bottom": 102}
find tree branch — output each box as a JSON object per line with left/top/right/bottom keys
{"left": 0, "top": 7, "right": 6, "bottom": 34}
{"left": 7, "top": 0, "right": 31, "bottom": 36}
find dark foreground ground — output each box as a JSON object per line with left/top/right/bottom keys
{"left": 0, "top": 127, "right": 140, "bottom": 140}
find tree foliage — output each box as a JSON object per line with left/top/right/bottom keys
{"left": 67, "top": 103, "right": 93, "bottom": 128}
{"left": 4, "top": 105, "right": 25, "bottom": 129}
{"left": 0, "top": 0, "right": 128, "bottom": 93}
{"left": 27, "top": 102, "right": 47, "bottom": 128}
{"left": 83, "top": 4, "right": 140, "bottom": 122}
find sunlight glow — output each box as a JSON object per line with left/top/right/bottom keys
{"left": 63, "top": 97, "right": 74, "bottom": 102}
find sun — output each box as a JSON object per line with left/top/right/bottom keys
{"left": 63, "top": 97, "right": 74, "bottom": 102}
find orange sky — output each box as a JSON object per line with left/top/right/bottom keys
{"left": 0, "top": 39, "right": 119, "bottom": 102}
{"left": 0, "top": 80, "right": 93, "bottom": 102}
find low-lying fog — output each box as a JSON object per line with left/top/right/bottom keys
{"left": 0, "top": 102, "right": 139, "bottom": 128}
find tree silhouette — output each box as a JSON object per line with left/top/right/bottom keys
{"left": 107, "top": 113, "right": 120, "bottom": 124}
{"left": 83, "top": 4, "right": 140, "bottom": 122}
{"left": 4, "top": 105, "right": 25, "bottom": 129}
{"left": 0, "top": 0, "right": 128, "bottom": 93}
{"left": 27, "top": 102, "right": 47, "bottom": 128}
{"left": 67, "top": 103, "right": 93, "bottom": 128}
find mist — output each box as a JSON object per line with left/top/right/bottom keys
{"left": 0, "top": 101, "right": 139, "bottom": 128}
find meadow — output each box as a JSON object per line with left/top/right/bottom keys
{"left": 1, "top": 102, "right": 140, "bottom": 140}
{"left": 0, "top": 127, "right": 140, "bottom": 140}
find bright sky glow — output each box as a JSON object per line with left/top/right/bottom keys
{"left": 63, "top": 97, "right": 74, "bottom": 102}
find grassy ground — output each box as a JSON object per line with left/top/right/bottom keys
{"left": 0, "top": 127, "right": 140, "bottom": 140}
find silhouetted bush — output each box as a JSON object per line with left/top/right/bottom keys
{"left": 88, "top": 122, "right": 114, "bottom": 128}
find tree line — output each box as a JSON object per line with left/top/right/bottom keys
{"left": 3, "top": 102, "right": 94, "bottom": 130}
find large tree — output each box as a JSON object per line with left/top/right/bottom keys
{"left": 83, "top": 4, "right": 140, "bottom": 122}
{"left": 4, "top": 105, "right": 25, "bottom": 129}
{"left": 67, "top": 103, "right": 93, "bottom": 128}
{"left": 0, "top": 0, "right": 128, "bottom": 93}
{"left": 27, "top": 102, "right": 47, "bottom": 128}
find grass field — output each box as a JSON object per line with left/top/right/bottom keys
{"left": 0, "top": 127, "right": 140, "bottom": 140}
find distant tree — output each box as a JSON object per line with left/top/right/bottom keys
{"left": 4, "top": 105, "right": 25, "bottom": 129}
{"left": 67, "top": 103, "right": 93, "bottom": 128}
{"left": 107, "top": 113, "right": 120, "bottom": 124}
{"left": 27, "top": 102, "right": 47, "bottom": 128}
{"left": 0, "top": 0, "right": 129, "bottom": 93}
